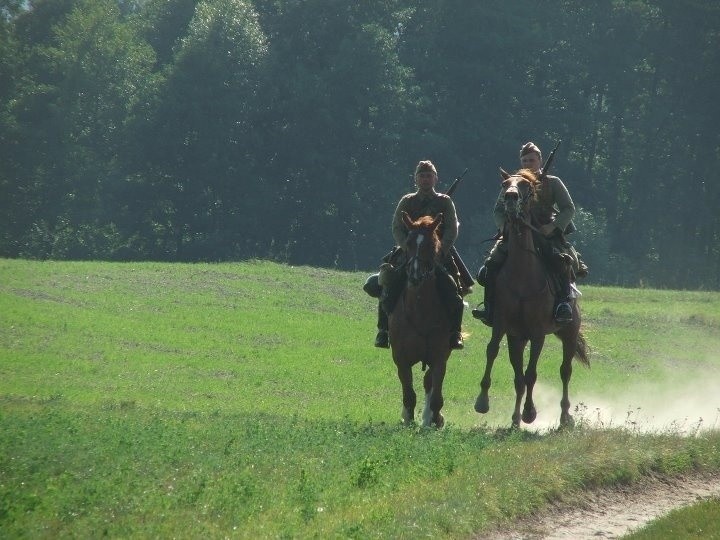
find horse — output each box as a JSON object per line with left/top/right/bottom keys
{"left": 474, "top": 169, "right": 589, "bottom": 428}
{"left": 388, "top": 212, "right": 453, "bottom": 428}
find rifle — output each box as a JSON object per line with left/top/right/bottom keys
{"left": 446, "top": 167, "right": 469, "bottom": 198}
{"left": 539, "top": 140, "right": 561, "bottom": 181}
{"left": 537, "top": 140, "right": 576, "bottom": 237}
{"left": 444, "top": 168, "right": 474, "bottom": 291}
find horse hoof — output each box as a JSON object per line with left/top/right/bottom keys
{"left": 475, "top": 394, "right": 489, "bottom": 414}
{"left": 560, "top": 414, "right": 575, "bottom": 429}
{"left": 434, "top": 413, "right": 445, "bottom": 429}
{"left": 522, "top": 406, "right": 537, "bottom": 424}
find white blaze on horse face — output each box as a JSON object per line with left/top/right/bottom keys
{"left": 504, "top": 192, "right": 522, "bottom": 218}
{"left": 412, "top": 233, "right": 425, "bottom": 275}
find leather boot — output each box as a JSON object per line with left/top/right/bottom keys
{"left": 471, "top": 264, "right": 496, "bottom": 327}
{"left": 435, "top": 268, "right": 465, "bottom": 349}
{"left": 449, "top": 307, "right": 464, "bottom": 350}
{"left": 554, "top": 272, "right": 573, "bottom": 324}
{"left": 374, "top": 302, "right": 389, "bottom": 348}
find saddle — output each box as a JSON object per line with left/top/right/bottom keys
{"left": 531, "top": 229, "right": 588, "bottom": 281}
{"left": 380, "top": 246, "right": 469, "bottom": 296}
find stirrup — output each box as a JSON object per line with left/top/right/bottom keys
{"left": 374, "top": 330, "right": 389, "bottom": 348}
{"left": 554, "top": 302, "right": 573, "bottom": 324}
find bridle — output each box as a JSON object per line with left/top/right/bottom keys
{"left": 503, "top": 175, "right": 541, "bottom": 235}
{"left": 501, "top": 173, "right": 551, "bottom": 298}
{"left": 405, "top": 228, "right": 439, "bottom": 287}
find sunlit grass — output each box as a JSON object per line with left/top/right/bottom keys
{"left": 1, "top": 259, "right": 720, "bottom": 537}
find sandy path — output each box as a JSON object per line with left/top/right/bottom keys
{"left": 482, "top": 471, "right": 720, "bottom": 539}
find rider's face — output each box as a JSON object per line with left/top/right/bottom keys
{"left": 416, "top": 172, "right": 437, "bottom": 190}
{"left": 520, "top": 152, "right": 542, "bottom": 172}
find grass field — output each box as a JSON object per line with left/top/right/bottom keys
{"left": 2, "top": 258, "right": 720, "bottom": 538}
{"left": 625, "top": 497, "right": 720, "bottom": 539}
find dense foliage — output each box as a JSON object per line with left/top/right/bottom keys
{"left": 1, "top": 0, "right": 719, "bottom": 288}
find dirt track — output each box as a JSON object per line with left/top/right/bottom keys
{"left": 482, "top": 471, "right": 720, "bottom": 539}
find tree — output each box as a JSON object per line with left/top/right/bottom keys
{"left": 130, "top": 0, "right": 199, "bottom": 67}
{"left": 135, "top": 0, "right": 269, "bottom": 260}
{"left": 252, "top": 0, "right": 417, "bottom": 267}
{"left": 2, "top": 0, "right": 719, "bottom": 288}
{"left": 3, "top": 0, "right": 155, "bottom": 258}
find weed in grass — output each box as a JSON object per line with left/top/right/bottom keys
{"left": 353, "top": 456, "right": 384, "bottom": 489}
{"left": 295, "top": 469, "right": 320, "bottom": 523}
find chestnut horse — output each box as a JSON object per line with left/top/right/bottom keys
{"left": 474, "top": 169, "right": 589, "bottom": 428}
{"left": 389, "top": 213, "right": 452, "bottom": 428}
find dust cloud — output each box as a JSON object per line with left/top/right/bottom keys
{"left": 528, "top": 373, "right": 720, "bottom": 435}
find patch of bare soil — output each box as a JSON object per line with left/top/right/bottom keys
{"left": 481, "top": 471, "right": 720, "bottom": 539}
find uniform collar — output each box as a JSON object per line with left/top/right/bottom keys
{"left": 416, "top": 188, "right": 437, "bottom": 198}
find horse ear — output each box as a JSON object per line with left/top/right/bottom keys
{"left": 499, "top": 167, "right": 511, "bottom": 180}
{"left": 402, "top": 211, "right": 414, "bottom": 229}
{"left": 431, "top": 213, "right": 443, "bottom": 230}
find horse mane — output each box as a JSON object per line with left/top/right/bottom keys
{"left": 413, "top": 215, "right": 439, "bottom": 228}
{"left": 406, "top": 214, "right": 442, "bottom": 255}
{"left": 516, "top": 168, "right": 539, "bottom": 186}
{"left": 511, "top": 168, "right": 540, "bottom": 203}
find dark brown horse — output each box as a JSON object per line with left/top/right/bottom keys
{"left": 475, "top": 169, "right": 589, "bottom": 428}
{"left": 389, "top": 213, "right": 452, "bottom": 428}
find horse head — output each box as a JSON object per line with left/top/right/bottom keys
{"left": 402, "top": 212, "right": 442, "bottom": 287}
{"left": 500, "top": 168, "right": 538, "bottom": 224}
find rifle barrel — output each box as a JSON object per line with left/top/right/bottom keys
{"left": 540, "top": 140, "right": 561, "bottom": 179}
{"left": 445, "top": 168, "right": 469, "bottom": 198}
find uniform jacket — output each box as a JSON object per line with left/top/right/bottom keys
{"left": 493, "top": 174, "right": 576, "bottom": 234}
{"left": 392, "top": 189, "right": 459, "bottom": 255}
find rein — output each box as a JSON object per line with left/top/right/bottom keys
{"left": 520, "top": 215, "right": 542, "bottom": 235}
{"left": 405, "top": 255, "right": 441, "bottom": 285}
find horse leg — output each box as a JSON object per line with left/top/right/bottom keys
{"left": 396, "top": 363, "right": 416, "bottom": 425}
{"left": 475, "top": 330, "right": 503, "bottom": 414}
{"left": 522, "top": 336, "right": 545, "bottom": 424}
{"left": 508, "top": 336, "right": 528, "bottom": 427}
{"left": 559, "top": 338, "right": 575, "bottom": 428}
{"left": 422, "top": 359, "right": 447, "bottom": 428}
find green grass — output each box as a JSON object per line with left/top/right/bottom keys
{"left": 624, "top": 497, "right": 720, "bottom": 539}
{"left": 1, "top": 259, "right": 720, "bottom": 538}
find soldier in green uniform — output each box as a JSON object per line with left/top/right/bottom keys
{"left": 364, "top": 160, "right": 465, "bottom": 350}
{"left": 473, "top": 142, "right": 586, "bottom": 326}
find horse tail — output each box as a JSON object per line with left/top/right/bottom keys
{"left": 574, "top": 331, "right": 590, "bottom": 367}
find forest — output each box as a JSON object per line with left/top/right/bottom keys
{"left": 1, "top": 0, "right": 719, "bottom": 289}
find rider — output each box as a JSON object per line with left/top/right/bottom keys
{"left": 472, "top": 142, "right": 585, "bottom": 326}
{"left": 364, "top": 160, "right": 465, "bottom": 350}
